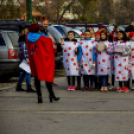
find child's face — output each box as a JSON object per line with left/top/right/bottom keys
{"left": 68, "top": 33, "right": 75, "bottom": 40}
{"left": 118, "top": 32, "right": 123, "bottom": 40}
{"left": 80, "top": 35, "right": 85, "bottom": 40}
{"left": 101, "top": 33, "right": 106, "bottom": 40}
{"left": 85, "top": 32, "right": 91, "bottom": 39}
{"left": 126, "top": 32, "right": 130, "bottom": 37}
{"left": 131, "top": 36, "right": 134, "bottom": 41}
{"left": 95, "top": 34, "right": 100, "bottom": 41}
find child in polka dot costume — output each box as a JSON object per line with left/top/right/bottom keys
{"left": 113, "top": 31, "right": 131, "bottom": 93}
{"left": 77, "top": 30, "right": 96, "bottom": 90}
{"left": 61, "top": 31, "right": 79, "bottom": 91}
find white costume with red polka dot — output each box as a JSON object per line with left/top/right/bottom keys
{"left": 114, "top": 40, "right": 129, "bottom": 81}
{"left": 80, "top": 40, "right": 95, "bottom": 75}
{"left": 128, "top": 41, "right": 134, "bottom": 79}
{"left": 62, "top": 41, "right": 79, "bottom": 76}
{"left": 97, "top": 41, "right": 112, "bottom": 76}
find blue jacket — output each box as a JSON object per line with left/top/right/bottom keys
{"left": 78, "top": 39, "right": 96, "bottom": 62}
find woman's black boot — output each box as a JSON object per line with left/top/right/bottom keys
{"left": 16, "top": 84, "right": 26, "bottom": 91}
{"left": 38, "top": 96, "right": 43, "bottom": 103}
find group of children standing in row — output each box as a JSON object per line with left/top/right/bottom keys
{"left": 61, "top": 27, "right": 134, "bottom": 93}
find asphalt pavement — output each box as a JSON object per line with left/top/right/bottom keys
{"left": 0, "top": 76, "right": 134, "bottom": 134}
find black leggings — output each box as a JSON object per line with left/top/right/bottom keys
{"left": 67, "top": 76, "right": 75, "bottom": 86}
{"left": 119, "top": 81, "right": 128, "bottom": 87}
{"left": 34, "top": 76, "right": 54, "bottom": 97}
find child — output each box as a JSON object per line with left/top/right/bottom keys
{"left": 88, "top": 27, "right": 95, "bottom": 40}
{"left": 114, "top": 31, "right": 131, "bottom": 93}
{"left": 61, "top": 31, "right": 79, "bottom": 91}
{"left": 75, "top": 33, "right": 85, "bottom": 90}
{"left": 128, "top": 32, "right": 134, "bottom": 89}
{"left": 95, "top": 30, "right": 112, "bottom": 91}
{"left": 78, "top": 30, "right": 96, "bottom": 90}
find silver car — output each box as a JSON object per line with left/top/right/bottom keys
{"left": 0, "top": 30, "right": 20, "bottom": 79}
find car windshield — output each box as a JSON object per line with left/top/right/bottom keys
{"left": 7, "top": 32, "right": 19, "bottom": 47}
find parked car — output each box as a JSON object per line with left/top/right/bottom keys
{"left": 0, "top": 30, "right": 20, "bottom": 79}
{"left": 53, "top": 25, "right": 82, "bottom": 41}
{"left": 64, "top": 23, "right": 108, "bottom": 33}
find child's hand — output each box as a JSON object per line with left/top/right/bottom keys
{"left": 105, "top": 45, "right": 107, "bottom": 50}
{"left": 95, "top": 44, "right": 98, "bottom": 50}
{"left": 93, "top": 62, "right": 96, "bottom": 64}
{"left": 75, "top": 48, "right": 78, "bottom": 53}
{"left": 59, "top": 38, "right": 63, "bottom": 44}
{"left": 78, "top": 62, "right": 81, "bottom": 66}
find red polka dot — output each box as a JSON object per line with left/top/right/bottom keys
{"left": 92, "top": 41, "right": 94, "bottom": 44}
{"left": 74, "top": 42, "right": 76, "bottom": 45}
{"left": 68, "top": 53, "right": 70, "bottom": 56}
{"left": 122, "top": 77, "right": 126, "bottom": 80}
{"left": 119, "top": 71, "right": 121, "bottom": 74}
{"left": 119, "top": 63, "right": 122, "bottom": 66}
{"left": 132, "top": 56, "right": 134, "bottom": 59}
{"left": 89, "top": 49, "right": 93, "bottom": 52}
{"left": 124, "top": 66, "right": 127, "bottom": 70}
{"left": 108, "top": 44, "right": 111, "bottom": 47}
{"left": 132, "top": 48, "right": 134, "bottom": 51}
{"left": 120, "top": 41, "right": 123, "bottom": 44}
{"left": 65, "top": 59, "right": 68, "bottom": 62}
{"left": 124, "top": 58, "right": 126, "bottom": 62}
{"left": 116, "top": 77, "right": 119, "bottom": 80}
{"left": 99, "top": 52, "right": 101, "bottom": 55}
{"left": 76, "top": 68, "right": 78, "bottom": 70}
{"left": 132, "top": 63, "right": 134, "bottom": 66}
{"left": 64, "top": 50, "right": 67, "bottom": 52}
{"left": 84, "top": 63, "right": 88, "bottom": 67}
{"left": 82, "top": 53, "right": 84, "bottom": 56}
{"left": 74, "top": 63, "right": 76, "bottom": 66}
{"left": 113, "top": 67, "right": 115, "bottom": 71}
{"left": 71, "top": 58, "right": 74, "bottom": 61}
{"left": 115, "top": 43, "right": 117, "bottom": 45}
{"left": 81, "top": 42, "right": 83, "bottom": 45}
{"left": 115, "top": 56, "right": 118, "bottom": 59}
{"left": 109, "top": 58, "right": 111, "bottom": 60}
{"left": 68, "top": 47, "right": 71, "bottom": 50}
{"left": 74, "top": 54, "right": 76, "bottom": 57}
{"left": 101, "top": 69, "right": 104, "bottom": 72}
{"left": 88, "top": 70, "right": 91, "bottom": 72}
{"left": 62, "top": 43, "right": 65, "bottom": 46}
{"left": 107, "top": 66, "right": 110, "bottom": 69}
{"left": 89, "top": 58, "right": 92, "bottom": 62}
{"left": 129, "top": 70, "right": 132, "bottom": 73}
{"left": 86, "top": 53, "right": 89, "bottom": 56}
{"left": 98, "top": 62, "right": 100, "bottom": 64}
{"left": 85, "top": 45, "right": 88, "bottom": 49}
{"left": 102, "top": 59, "right": 106, "bottom": 62}
{"left": 67, "top": 68, "right": 70, "bottom": 70}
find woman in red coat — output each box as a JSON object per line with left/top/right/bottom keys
{"left": 25, "top": 23, "right": 60, "bottom": 103}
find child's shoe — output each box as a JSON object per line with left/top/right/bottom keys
{"left": 70, "top": 86, "right": 75, "bottom": 91}
{"left": 116, "top": 87, "right": 123, "bottom": 93}
{"left": 108, "top": 85, "right": 114, "bottom": 90}
{"left": 75, "top": 86, "right": 81, "bottom": 90}
{"left": 100, "top": 86, "right": 104, "bottom": 91}
{"left": 104, "top": 86, "right": 108, "bottom": 92}
{"left": 123, "top": 87, "right": 129, "bottom": 93}
{"left": 67, "top": 86, "right": 71, "bottom": 91}
{"left": 82, "top": 86, "right": 89, "bottom": 91}
{"left": 90, "top": 86, "right": 94, "bottom": 91}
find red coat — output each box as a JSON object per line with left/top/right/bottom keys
{"left": 25, "top": 35, "right": 55, "bottom": 82}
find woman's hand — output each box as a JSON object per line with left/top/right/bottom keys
{"left": 26, "top": 58, "right": 30, "bottom": 64}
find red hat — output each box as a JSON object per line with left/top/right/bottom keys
{"left": 95, "top": 31, "right": 100, "bottom": 35}
{"left": 29, "top": 23, "right": 40, "bottom": 33}
{"left": 81, "top": 33, "right": 85, "bottom": 36}
{"left": 129, "top": 32, "right": 134, "bottom": 37}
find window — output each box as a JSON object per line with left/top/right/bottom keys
{"left": 93, "top": 27, "right": 99, "bottom": 32}
{"left": 0, "top": 33, "right": 6, "bottom": 46}
{"left": 7, "top": 32, "right": 19, "bottom": 47}
{"left": 75, "top": 32, "right": 80, "bottom": 38}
